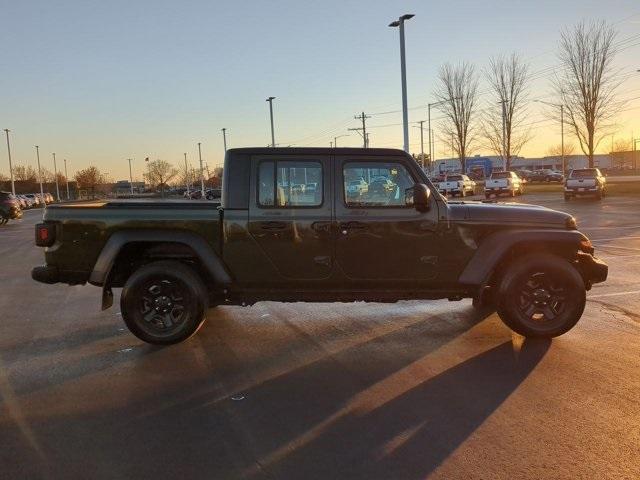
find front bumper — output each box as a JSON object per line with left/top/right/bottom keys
{"left": 576, "top": 251, "right": 608, "bottom": 286}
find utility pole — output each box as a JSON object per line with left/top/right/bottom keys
{"left": 634, "top": 139, "right": 640, "bottom": 172}
{"left": 184, "top": 153, "right": 190, "bottom": 196}
{"left": 52, "top": 153, "right": 60, "bottom": 201}
{"left": 4, "top": 129, "right": 15, "bottom": 195}
{"left": 127, "top": 159, "right": 134, "bottom": 194}
{"left": 330, "top": 141, "right": 333, "bottom": 148}
{"left": 35, "top": 146, "right": 45, "bottom": 208}
{"left": 350, "top": 112, "right": 371, "bottom": 148}
{"left": 389, "top": 14, "right": 414, "bottom": 153}
{"left": 198, "top": 142, "right": 205, "bottom": 198}
{"left": 221, "top": 128, "right": 227, "bottom": 153}
{"left": 64, "top": 158, "right": 70, "bottom": 200}
{"left": 266, "top": 97, "right": 276, "bottom": 147}
{"left": 366, "top": 133, "right": 370, "bottom": 148}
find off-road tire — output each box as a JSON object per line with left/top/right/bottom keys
{"left": 496, "top": 253, "right": 585, "bottom": 338}
{"left": 121, "top": 260, "right": 208, "bottom": 345}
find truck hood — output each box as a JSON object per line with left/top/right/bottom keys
{"left": 447, "top": 200, "right": 573, "bottom": 227}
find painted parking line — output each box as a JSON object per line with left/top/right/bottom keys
{"left": 591, "top": 235, "right": 640, "bottom": 242}
{"left": 588, "top": 290, "right": 640, "bottom": 299}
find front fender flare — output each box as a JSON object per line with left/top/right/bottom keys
{"left": 458, "top": 229, "right": 588, "bottom": 286}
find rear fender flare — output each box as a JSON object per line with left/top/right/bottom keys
{"left": 458, "top": 229, "right": 587, "bottom": 287}
{"left": 90, "top": 229, "right": 231, "bottom": 289}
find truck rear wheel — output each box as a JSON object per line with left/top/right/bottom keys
{"left": 120, "top": 260, "right": 208, "bottom": 345}
{"left": 496, "top": 253, "right": 585, "bottom": 338}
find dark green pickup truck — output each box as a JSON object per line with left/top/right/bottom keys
{"left": 32, "top": 147, "right": 607, "bottom": 344}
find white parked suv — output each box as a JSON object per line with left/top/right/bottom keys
{"left": 485, "top": 171, "right": 524, "bottom": 198}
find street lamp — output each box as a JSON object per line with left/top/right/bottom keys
{"left": 198, "top": 142, "right": 205, "bottom": 198}
{"left": 413, "top": 121, "right": 426, "bottom": 168}
{"left": 3, "top": 129, "right": 15, "bottom": 195}
{"left": 64, "top": 158, "right": 70, "bottom": 200}
{"left": 634, "top": 138, "right": 640, "bottom": 172}
{"left": 389, "top": 14, "right": 414, "bottom": 153}
{"left": 184, "top": 153, "right": 190, "bottom": 197}
{"left": 428, "top": 97, "right": 461, "bottom": 172}
{"left": 221, "top": 128, "right": 227, "bottom": 153}
{"left": 35, "top": 146, "right": 45, "bottom": 208}
{"left": 334, "top": 134, "right": 349, "bottom": 147}
{"left": 534, "top": 99, "right": 565, "bottom": 173}
{"left": 266, "top": 97, "right": 276, "bottom": 147}
{"left": 127, "top": 159, "right": 134, "bottom": 194}
{"left": 52, "top": 153, "right": 60, "bottom": 201}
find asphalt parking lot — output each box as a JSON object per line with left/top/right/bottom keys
{"left": 1, "top": 194, "right": 640, "bottom": 479}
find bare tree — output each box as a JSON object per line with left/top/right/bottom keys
{"left": 434, "top": 62, "right": 479, "bottom": 171}
{"left": 12, "top": 165, "right": 38, "bottom": 182}
{"left": 482, "top": 53, "right": 532, "bottom": 170}
{"left": 554, "top": 21, "right": 621, "bottom": 167}
{"left": 75, "top": 166, "right": 106, "bottom": 198}
{"left": 546, "top": 143, "right": 575, "bottom": 158}
{"left": 145, "top": 159, "right": 178, "bottom": 197}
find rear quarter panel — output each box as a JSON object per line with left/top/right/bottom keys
{"left": 43, "top": 202, "right": 221, "bottom": 278}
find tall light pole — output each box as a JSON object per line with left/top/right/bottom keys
{"left": 52, "top": 153, "right": 60, "bottom": 201}
{"left": 266, "top": 97, "right": 276, "bottom": 147}
{"left": 334, "top": 134, "right": 349, "bottom": 147}
{"left": 428, "top": 97, "right": 460, "bottom": 172}
{"left": 221, "top": 128, "right": 227, "bottom": 153}
{"left": 35, "top": 146, "right": 45, "bottom": 208}
{"left": 184, "top": 152, "right": 190, "bottom": 196}
{"left": 413, "top": 121, "right": 425, "bottom": 168}
{"left": 634, "top": 138, "right": 640, "bottom": 172}
{"left": 535, "top": 99, "right": 565, "bottom": 173}
{"left": 389, "top": 14, "right": 414, "bottom": 153}
{"left": 64, "top": 158, "right": 70, "bottom": 200}
{"left": 127, "top": 159, "right": 134, "bottom": 194}
{"left": 198, "top": 142, "right": 205, "bottom": 198}
{"left": 4, "top": 129, "right": 15, "bottom": 195}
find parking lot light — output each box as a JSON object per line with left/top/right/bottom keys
{"left": 389, "top": 14, "right": 414, "bottom": 153}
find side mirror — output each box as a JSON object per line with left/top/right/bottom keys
{"left": 405, "top": 183, "right": 431, "bottom": 211}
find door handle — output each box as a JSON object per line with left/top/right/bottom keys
{"left": 340, "top": 221, "right": 368, "bottom": 234}
{"left": 311, "top": 221, "right": 332, "bottom": 233}
{"left": 260, "top": 221, "right": 287, "bottom": 231}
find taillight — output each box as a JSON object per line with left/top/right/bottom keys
{"left": 35, "top": 223, "right": 56, "bottom": 247}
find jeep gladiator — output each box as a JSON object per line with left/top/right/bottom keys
{"left": 32, "top": 147, "right": 608, "bottom": 344}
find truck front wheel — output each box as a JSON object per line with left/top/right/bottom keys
{"left": 496, "top": 254, "right": 585, "bottom": 338}
{"left": 120, "top": 260, "right": 208, "bottom": 345}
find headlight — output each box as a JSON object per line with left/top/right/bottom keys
{"left": 566, "top": 217, "right": 577, "bottom": 230}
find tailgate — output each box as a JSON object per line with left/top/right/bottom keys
{"left": 567, "top": 178, "right": 596, "bottom": 188}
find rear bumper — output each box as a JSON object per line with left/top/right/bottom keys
{"left": 565, "top": 186, "right": 600, "bottom": 193}
{"left": 31, "top": 265, "right": 88, "bottom": 285}
{"left": 31, "top": 265, "right": 60, "bottom": 284}
{"left": 576, "top": 252, "right": 608, "bottom": 286}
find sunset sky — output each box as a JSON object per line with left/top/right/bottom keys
{"left": 1, "top": 0, "right": 639, "bottom": 181}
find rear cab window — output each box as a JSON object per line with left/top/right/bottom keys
{"left": 258, "top": 160, "right": 323, "bottom": 207}
{"left": 571, "top": 169, "right": 597, "bottom": 178}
